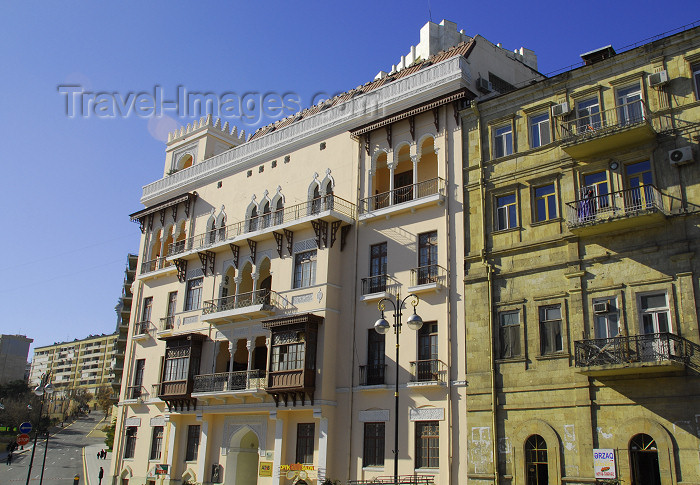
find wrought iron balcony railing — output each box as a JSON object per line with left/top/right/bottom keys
{"left": 565, "top": 185, "right": 664, "bottom": 227}
{"left": 168, "top": 195, "right": 356, "bottom": 257}
{"left": 202, "top": 289, "right": 279, "bottom": 314}
{"left": 560, "top": 99, "right": 651, "bottom": 141}
{"left": 362, "top": 275, "right": 389, "bottom": 295}
{"left": 410, "top": 264, "right": 446, "bottom": 286}
{"left": 359, "top": 364, "right": 387, "bottom": 386}
{"left": 410, "top": 359, "right": 447, "bottom": 383}
{"left": 359, "top": 177, "right": 444, "bottom": 214}
{"left": 574, "top": 332, "right": 700, "bottom": 370}
{"left": 193, "top": 369, "right": 266, "bottom": 393}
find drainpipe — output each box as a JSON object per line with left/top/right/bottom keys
{"left": 442, "top": 105, "right": 453, "bottom": 485}
{"left": 472, "top": 101, "right": 499, "bottom": 485}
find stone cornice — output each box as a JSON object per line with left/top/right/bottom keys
{"left": 141, "top": 56, "right": 470, "bottom": 205}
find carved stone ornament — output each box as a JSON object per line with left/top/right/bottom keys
{"left": 409, "top": 407, "right": 445, "bottom": 421}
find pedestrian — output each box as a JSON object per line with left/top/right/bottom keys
{"left": 96, "top": 451, "right": 100, "bottom": 459}
{"left": 98, "top": 466, "right": 104, "bottom": 485}
{"left": 6, "top": 451, "right": 12, "bottom": 465}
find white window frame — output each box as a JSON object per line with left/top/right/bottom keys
{"left": 539, "top": 304, "right": 563, "bottom": 355}
{"left": 592, "top": 297, "right": 619, "bottom": 339}
{"left": 692, "top": 63, "right": 700, "bottom": 100}
{"left": 495, "top": 193, "right": 518, "bottom": 231}
{"left": 637, "top": 291, "right": 672, "bottom": 335}
{"left": 498, "top": 310, "right": 521, "bottom": 359}
{"left": 293, "top": 249, "right": 317, "bottom": 289}
{"left": 529, "top": 113, "right": 551, "bottom": 148}
{"left": 493, "top": 124, "right": 513, "bottom": 158}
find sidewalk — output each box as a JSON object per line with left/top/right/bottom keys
{"left": 84, "top": 443, "right": 112, "bottom": 485}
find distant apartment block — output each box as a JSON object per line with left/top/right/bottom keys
{"left": 0, "top": 334, "right": 33, "bottom": 384}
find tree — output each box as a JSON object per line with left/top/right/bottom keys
{"left": 69, "top": 388, "right": 93, "bottom": 412}
{"left": 103, "top": 418, "right": 116, "bottom": 451}
{"left": 94, "top": 386, "right": 113, "bottom": 415}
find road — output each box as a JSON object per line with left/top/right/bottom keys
{"left": 3, "top": 413, "right": 108, "bottom": 484}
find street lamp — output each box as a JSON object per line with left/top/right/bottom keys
{"left": 25, "top": 372, "right": 53, "bottom": 485}
{"left": 374, "top": 291, "right": 422, "bottom": 485}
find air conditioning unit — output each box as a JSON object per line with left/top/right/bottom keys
{"left": 593, "top": 301, "right": 609, "bottom": 314}
{"left": 669, "top": 146, "right": 694, "bottom": 166}
{"left": 648, "top": 70, "right": 669, "bottom": 87}
{"left": 476, "top": 78, "right": 492, "bottom": 93}
{"left": 551, "top": 102, "right": 571, "bottom": 117}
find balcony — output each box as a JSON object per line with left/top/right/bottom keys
{"left": 192, "top": 370, "right": 266, "bottom": 397}
{"left": 202, "top": 290, "right": 283, "bottom": 324}
{"left": 408, "top": 264, "right": 446, "bottom": 293}
{"left": 139, "top": 256, "right": 176, "bottom": 278}
{"left": 124, "top": 385, "right": 149, "bottom": 403}
{"left": 156, "top": 316, "right": 175, "bottom": 337}
{"left": 361, "top": 275, "right": 397, "bottom": 302}
{"left": 359, "top": 364, "right": 387, "bottom": 387}
{"left": 409, "top": 359, "right": 447, "bottom": 386}
{"left": 574, "top": 332, "right": 700, "bottom": 376}
{"left": 359, "top": 177, "right": 445, "bottom": 221}
{"left": 167, "top": 195, "right": 356, "bottom": 258}
{"left": 560, "top": 100, "right": 656, "bottom": 159}
{"left": 565, "top": 185, "right": 666, "bottom": 235}
{"left": 132, "top": 320, "right": 152, "bottom": 340}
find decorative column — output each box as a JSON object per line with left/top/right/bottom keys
{"left": 410, "top": 154, "right": 419, "bottom": 194}
{"left": 246, "top": 338, "right": 254, "bottom": 389}
{"left": 233, "top": 276, "right": 242, "bottom": 308}
{"left": 367, "top": 169, "right": 375, "bottom": 210}
{"left": 314, "top": 409, "right": 328, "bottom": 482}
{"left": 227, "top": 341, "right": 235, "bottom": 390}
{"left": 251, "top": 272, "right": 260, "bottom": 298}
{"left": 387, "top": 161, "right": 396, "bottom": 205}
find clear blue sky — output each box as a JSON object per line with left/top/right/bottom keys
{"left": 1, "top": 1, "right": 697, "bottom": 356}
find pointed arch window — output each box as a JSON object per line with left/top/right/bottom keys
{"left": 324, "top": 181, "right": 334, "bottom": 210}
{"left": 311, "top": 185, "right": 321, "bottom": 215}
{"left": 261, "top": 201, "right": 271, "bottom": 229}
{"left": 248, "top": 206, "right": 258, "bottom": 232}
{"left": 274, "top": 198, "right": 284, "bottom": 225}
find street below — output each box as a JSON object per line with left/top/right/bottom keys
{"left": 3, "top": 412, "right": 109, "bottom": 484}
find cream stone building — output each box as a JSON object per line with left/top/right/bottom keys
{"left": 463, "top": 26, "right": 700, "bottom": 485}
{"left": 113, "top": 20, "right": 541, "bottom": 485}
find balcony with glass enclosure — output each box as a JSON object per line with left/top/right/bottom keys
{"left": 565, "top": 185, "right": 666, "bottom": 235}
{"left": 560, "top": 99, "right": 656, "bottom": 159}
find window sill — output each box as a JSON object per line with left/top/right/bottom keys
{"left": 530, "top": 217, "right": 563, "bottom": 227}
{"left": 362, "top": 466, "right": 385, "bottom": 471}
{"left": 536, "top": 353, "right": 570, "bottom": 361}
{"left": 495, "top": 357, "right": 526, "bottom": 364}
{"left": 492, "top": 226, "right": 521, "bottom": 235}
{"left": 415, "top": 468, "right": 440, "bottom": 473}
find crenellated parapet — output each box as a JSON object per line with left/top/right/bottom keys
{"left": 167, "top": 114, "right": 247, "bottom": 145}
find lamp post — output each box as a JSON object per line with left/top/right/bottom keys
{"left": 374, "top": 291, "right": 422, "bottom": 485}
{"left": 25, "top": 372, "right": 53, "bottom": 485}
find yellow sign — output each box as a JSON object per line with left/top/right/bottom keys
{"left": 259, "top": 462, "right": 273, "bottom": 477}
{"left": 280, "top": 464, "right": 315, "bottom": 471}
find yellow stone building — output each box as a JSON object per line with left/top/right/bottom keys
{"left": 113, "top": 20, "right": 542, "bottom": 485}
{"left": 463, "top": 25, "right": 700, "bottom": 485}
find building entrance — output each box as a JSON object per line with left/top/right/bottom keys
{"left": 630, "top": 434, "right": 661, "bottom": 485}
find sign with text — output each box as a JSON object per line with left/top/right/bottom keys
{"left": 155, "top": 464, "right": 170, "bottom": 476}
{"left": 259, "top": 462, "right": 273, "bottom": 477}
{"left": 16, "top": 434, "right": 30, "bottom": 446}
{"left": 594, "top": 449, "right": 616, "bottom": 479}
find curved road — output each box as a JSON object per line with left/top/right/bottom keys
{"left": 3, "top": 413, "right": 108, "bottom": 484}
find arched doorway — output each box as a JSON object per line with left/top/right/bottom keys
{"left": 225, "top": 429, "right": 259, "bottom": 485}
{"left": 630, "top": 433, "right": 661, "bottom": 485}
